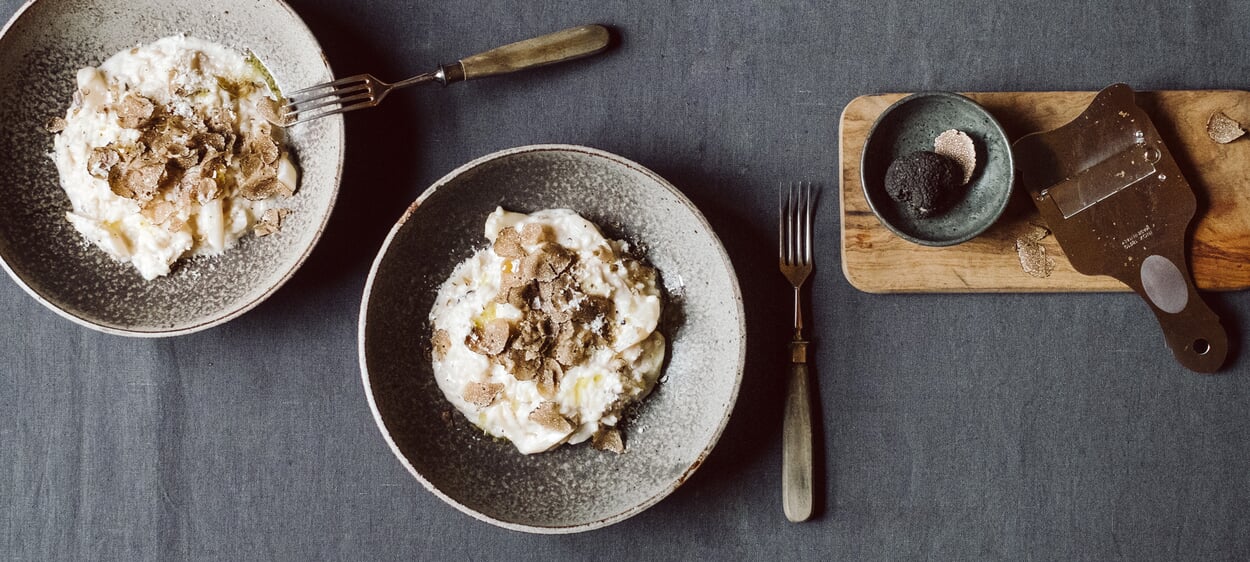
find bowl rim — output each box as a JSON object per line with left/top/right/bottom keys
{"left": 859, "top": 90, "right": 1014, "bottom": 247}
{"left": 0, "top": 0, "right": 345, "bottom": 337}
{"left": 357, "top": 143, "right": 746, "bottom": 534}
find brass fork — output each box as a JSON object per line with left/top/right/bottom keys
{"left": 778, "top": 181, "right": 815, "bottom": 522}
{"left": 279, "top": 24, "right": 610, "bottom": 125}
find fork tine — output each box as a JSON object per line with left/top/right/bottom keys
{"left": 284, "top": 105, "right": 356, "bottom": 126}
{"left": 799, "top": 183, "right": 805, "bottom": 264}
{"left": 285, "top": 83, "right": 372, "bottom": 108}
{"left": 794, "top": 182, "right": 803, "bottom": 266}
{"left": 780, "top": 182, "right": 790, "bottom": 266}
{"left": 284, "top": 90, "right": 374, "bottom": 117}
{"left": 803, "top": 182, "right": 813, "bottom": 264}
{"left": 784, "top": 182, "right": 794, "bottom": 266}
{"left": 778, "top": 182, "right": 785, "bottom": 261}
{"left": 286, "top": 74, "right": 371, "bottom": 98}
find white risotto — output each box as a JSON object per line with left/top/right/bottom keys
{"left": 49, "top": 35, "right": 297, "bottom": 280}
{"left": 429, "top": 208, "right": 666, "bottom": 454}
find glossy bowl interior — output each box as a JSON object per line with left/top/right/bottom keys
{"left": 359, "top": 145, "right": 745, "bottom": 533}
{"left": 860, "top": 91, "right": 1014, "bottom": 246}
{"left": 0, "top": 0, "right": 343, "bottom": 335}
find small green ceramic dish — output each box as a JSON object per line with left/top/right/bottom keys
{"left": 860, "top": 91, "right": 1013, "bottom": 246}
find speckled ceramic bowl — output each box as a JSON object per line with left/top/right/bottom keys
{"left": 860, "top": 91, "right": 1013, "bottom": 246}
{"left": 0, "top": 0, "right": 343, "bottom": 335}
{"left": 359, "top": 145, "right": 744, "bottom": 533}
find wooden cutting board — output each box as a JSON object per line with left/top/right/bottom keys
{"left": 839, "top": 90, "right": 1250, "bottom": 293}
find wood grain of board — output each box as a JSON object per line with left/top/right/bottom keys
{"left": 839, "top": 90, "right": 1250, "bottom": 293}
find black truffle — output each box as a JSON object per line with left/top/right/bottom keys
{"left": 884, "top": 151, "right": 961, "bottom": 217}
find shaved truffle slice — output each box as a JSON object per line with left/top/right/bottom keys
{"left": 465, "top": 319, "right": 512, "bottom": 357}
{"left": 248, "top": 133, "right": 281, "bottom": 165}
{"left": 112, "top": 162, "right": 164, "bottom": 201}
{"left": 254, "top": 207, "right": 291, "bottom": 237}
{"left": 87, "top": 147, "right": 120, "bottom": 179}
{"left": 494, "top": 276, "right": 532, "bottom": 309}
{"left": 180, "top": 170, "right": 220, "bottom": 203}
{"left": 1207, "top": 111, "right": 1245, "bottom": 144}
{"left": 553, "top": 323, "right": 593, "bottom": 367}
{"left": 510, "top": 319, "right": 548, "bottom": 357}
{"left": 933, "top": 129, "right": 976, "bottom": 184}
{"left": 239, "top": 174, "right": 293, "bottom": 201}
{"left": 256, "top": 96, "right": 285, "bottom": 127}
{"left": 540, "top": 244, "right": 575, "bottom": 279}
{"left": 884, "top": 151, "right": 961, "bottom": 218}
{"left": 536, "top": 359, "right": 564, "bottom": 399}
{"left": 592, "top": 428, "right": 625, "bottom": 454}
{"left": 520, "top": 223, "right": 551, "bottom": 245}
{"left": 141, "top": 200, "right": 176, "bottom": 225}
{"left": 538, "top": 275, "right": 577, "bottom": 323}
{"left": 431, "top": 329, "right": 451, "bottom": 361}
{"left": 191, "top": 132, "right": 227, "bottom": 152}
{"left": 520, "top": 243, "right": 575, "bottom": 282}
{"left": 528, "top": 401, "right": 574, "bottom": 433}
{"left": 500, "top": 348, "right": 542, "bottom": 381}
{"left": 492, "top": 226, "right": 525, "bottom": 259}
{"left": 572, "top": 294, "right": 613, "bottom": 325}
{"left": 115, "top": 94, "right": 156, "bottom": 128}
{"left": 483, "top": 319, "right": 512, "bottom": 354}
{"left": 1015, "top": 224, "right": 1056, "bottom": 278}
{"left": 463, "top": 382, "right": 504, "bottom": 409}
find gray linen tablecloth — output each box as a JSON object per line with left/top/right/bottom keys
{"left": 4, "top": 0, "right": 1250, "bottom": 560}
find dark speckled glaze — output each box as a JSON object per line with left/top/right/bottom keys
{"left": 358, "top": 145, "right": 745, "bottom": 533}
{"left": 0, "top": 0, "right": 344, "bottom": 336}
{"left": 860, "top": 92, "right": 1013, "bottom": 246}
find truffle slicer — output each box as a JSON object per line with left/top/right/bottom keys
{"left": 1012, "top": 83, "right": 1227, "bottom": 373}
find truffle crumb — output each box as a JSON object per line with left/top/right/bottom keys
{"left": 253, "top": 208, "right": 290, "bottom": 237}
{"left": 1207, "top": 111, "right": 1245, "bottom": 144}
{"left": 431, "top": 329, "right": 451, "bottom": 361}
{"left": 934, "top": 129, "right": 976, "bottom": 184}
{"left": 592, "top": 428, "right": 625, "bottom": 454}
{"left": 884, "top": 151, "right": 961, "bottom": 217}
{"left": 87, "top": 147, "right": 119, "bottom": 179}
{"left": 45, "top": 117, "right": 66, "bottom": 133}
